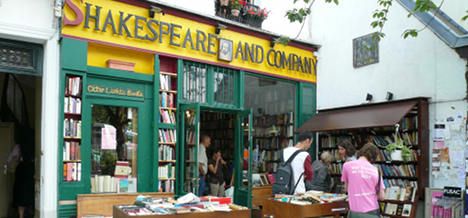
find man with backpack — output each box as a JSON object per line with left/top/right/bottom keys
{"left": 273, "top": 132, "right": 314, "bottom": 195}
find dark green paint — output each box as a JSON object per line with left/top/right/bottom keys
{"left": 60, "top": 38, "right": 87, "bottom": 71}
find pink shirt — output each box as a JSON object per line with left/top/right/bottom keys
{"left": 341, "top": 159, "right": 384, "bottom": 213}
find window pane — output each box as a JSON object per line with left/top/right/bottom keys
{"left": 183, "top": 62, "right": 207, "bottom": 103}
{"left": 213, "top": 66, "right": 235, "bottom": 105}
{"left": 91, "top": 105, "right": 138, "bottom": 193}
{"left": 244, "top": 75, "right": 296, "bottom": 175}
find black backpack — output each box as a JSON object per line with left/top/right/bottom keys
{"left": 272, "top": 149, "right": 305, "bottom": 195}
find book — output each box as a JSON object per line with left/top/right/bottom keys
{"left": 396, "top": 204, "right": 403, "bottom": 216}
{"left": 402, "top": 204, "right": 412, "bottom": 216}
{"left": 384, "top": 203, "right": 398, "bottom": 215}
{"left": 118, "top": 178, "right": 129, "bottom": 193}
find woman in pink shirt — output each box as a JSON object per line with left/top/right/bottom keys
{"left": 341, "top": 143, "right": 385, "bottom": 218}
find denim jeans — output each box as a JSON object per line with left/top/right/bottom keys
{"left": 199, "top": 175, "right": 206, "bottom": 196}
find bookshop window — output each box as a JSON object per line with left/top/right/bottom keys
{"left": 91, "top": 105, "right": 138, "bottom": 193}
{"left": 213, "top": 66, "right": 236, "bottom": 105}
{"left": 244, "top": 75, "right": 296, "bottom": 175}
{"left": 183, "top": 62, "right": 207, "bottom": 103}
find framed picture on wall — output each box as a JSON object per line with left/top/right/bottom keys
{"left": 218, "top": 38, "right": 233, "bottom": 62}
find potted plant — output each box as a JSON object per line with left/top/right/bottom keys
{"left": 244, "top": 6, "right": 268, "bottom": 28}
{"left": 385, "top": 125, "right": 412, "bottom": 161}
{"left": 230, "top": 0, "right": 242, "bottom": 16}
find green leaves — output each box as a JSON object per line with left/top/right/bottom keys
{"left": 286, "top": 8, "right": 311, "bottom": 23}
{"left": 275, "top": 36, "right": 291, "bottom": 45}
{"left": 413, "top": 0, "right": 437, "bottom": 13}
{"left": 325, "top": 0, "right": 339, "bottom": 5}
{"left": 402, "top": 29, "right": 418, "bottom": 38}
{"left": 463, "top": 10, "right": 468, "bottom": 21}
{"left": 370, "top": 0, "right": 393, "bottom": 40}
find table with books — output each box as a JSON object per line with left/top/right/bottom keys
{"left": 262, "top": 191, "right": 348, "bottom": 218}
{"left": 112, "top": 193, "right": 250, "bottom": 218}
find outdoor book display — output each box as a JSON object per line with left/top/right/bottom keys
{"left": 262, "top": 191, "right": 348, "bottom": 218}
{"left": 112, "top": 193, "right": 250, "bottom": 218}
{"left": 305, "top": 98, "right": 429, "bottom": 218}
{"left": 158, "top": 70, "right": 178, "bottom": 193}
{"left": 63, "top": 75, "right": 83, "bottom": 182}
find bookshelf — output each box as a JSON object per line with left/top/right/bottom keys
{"left": 157, "top": 71, "right": 178, "bottom": 193}
{"left": 200, "top": 112, "right": 235, "bottom": 163}
{"left": 313, "top": 99, "right": 428, "bottom": 218}
{"left": 254, "top": 112, "right": 295, "bottom": 176}
{"left": 63, "top": 75, "right": 82, "bottom": 182}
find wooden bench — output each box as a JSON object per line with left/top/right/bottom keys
{"left": 77, "top": 192, "right": 173, "bottom": 218}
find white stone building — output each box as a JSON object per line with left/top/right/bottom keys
{"left": 0, "top": 0, "right": 60, "bottom": 217}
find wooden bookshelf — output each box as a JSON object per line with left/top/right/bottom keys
{"left": 157, "top": 66, "right": 178, "bottom": 193}
{"left": 310, "top": 98, "right": 429, "bottom": 218}
{"left": 62, "top": 75, "right": 83, "bottom": 183}
{"left": 253, "top": 112, "right": 295, "bottom": 175}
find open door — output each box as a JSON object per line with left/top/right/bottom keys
{"left": 234, "top": 109, "right": 252, "bottom": 207}
{"left": 177, "top": 103, "right": 200, "bottom": 196}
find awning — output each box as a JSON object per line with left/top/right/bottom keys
{"left": 298, "top": 100, "right": 419, "bottom": 132}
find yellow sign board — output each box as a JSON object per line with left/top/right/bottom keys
{"left": 62, "top": 0, "right": 317, "bottom": 83}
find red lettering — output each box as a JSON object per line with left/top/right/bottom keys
{"left": 63, "top": 0, "right": 84, "bottom": 26}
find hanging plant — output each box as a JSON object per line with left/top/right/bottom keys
{"left": 385, "top": 124, "right": 412, "bottom": 161}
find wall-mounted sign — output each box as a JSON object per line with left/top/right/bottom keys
{"left": 353, "top": 32, "right": 379, "bottom": 68}
{"left": 87, "top": 84, "right": 144, "bottom": 98}
{"left": 443, "top": 186, "right": 462, "bottom": 199}
{"left": 0, "top": 39, "right": 43, "bottom": 76}
{"left": 62, "top": 0, "right": 317, "bottom": 83}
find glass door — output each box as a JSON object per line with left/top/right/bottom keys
{"left": 177, "top": 103, "right": 200, "bottom": 195}
{"left": 83, "top": 98, "right": 152, "bottom": 193}
{"left": 234, "top": 109, "right": 253, "bottom": 207}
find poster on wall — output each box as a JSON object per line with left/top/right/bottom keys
{"left": 431, "top": 111, "right": 467, "bottom": 189}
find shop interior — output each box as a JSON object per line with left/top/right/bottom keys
{"left": 200, "top": 111, "right": 237, "bottom": 194}
{"left": 0, "top": 72, "right": 41, "bottom": 218}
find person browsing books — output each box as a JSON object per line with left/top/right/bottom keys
{"left": 338, "top": 140, "right": 356, "bottom": 162}
{"left": 198, "top": 135, "right": 211, "bottom": 196}
{"left": 208, "top": 147, "right": 226, "bottom": 197}
{"left": 281, "top": 132, "right": 314, "bottom": 194}
{"left": 342, "top": 143, "right": 385, "bottom": 218}
{"left": 307, "top": 151, "right": 332, "bottom": 192}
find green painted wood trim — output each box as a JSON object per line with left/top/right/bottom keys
{"left": 297, "top": 82, "right": 317, "bottom": 159}
{"left": 87, "top": 66, "right": 153, "bottom": 82}
{"left": 153, "top": 54, "right": 160, "bottom": 191}
{"left": 175, "top": 59, "right": 184, "bottom": 196}
{"left": 60, "top": 38, "right": 87, "bottom": 72}
{"left": 239, "top": 71, "right": 245, "bottom": 109}
{"left": 58, "top": 204, "right": 77, "bottom": 218}
{"left": 177, "top": 103, "right": 201, "bottom": 196}
{"left": 206, "top": 66, "right": 214, "bottom": 105}
{"left": 159, "top": 123, "right": 176, "bottom": 129}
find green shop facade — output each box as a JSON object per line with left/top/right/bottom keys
{"left": 58, "top": 0, "right": 318, "bottom": 216}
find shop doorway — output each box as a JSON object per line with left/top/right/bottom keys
{"left": 178, "top": 104, "right": 252, "bottom": 207}
{"left": 0, "top": 73, "right": 41, "bottom": 218}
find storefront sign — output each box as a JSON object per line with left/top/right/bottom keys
{"left": 62, "top": 0, "right": 317, "bottom": 83}
{"left": 87, "top": 84, "right": 144, "bottom": 97}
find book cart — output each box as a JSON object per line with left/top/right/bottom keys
{"left": 298, "top": 97, "right": 429, "bottom": 218}
{"left": 113, "top": 206, "right": 250, "bottom": 218}
{"left": 262, "top": 199, "right": 348, "bottom": 218}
